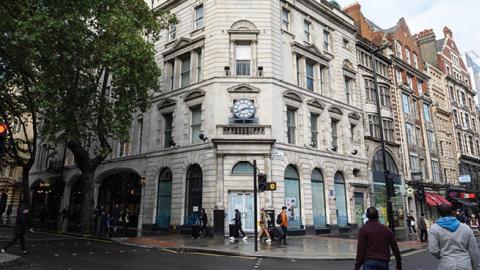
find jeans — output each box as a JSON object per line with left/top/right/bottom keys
{"left": 363, "top": 259, "right": 389, "bottom": 270}
{"left": 420, "top": 229, "right": 428, "bottom": 242}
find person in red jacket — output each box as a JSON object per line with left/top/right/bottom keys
{"left": 354, "top": 207, "right": 402, "bottom": 270}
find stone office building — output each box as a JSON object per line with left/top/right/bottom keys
{"left": 30, "top": 0, "right": 370, "bottom": 235}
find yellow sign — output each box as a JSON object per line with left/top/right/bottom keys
{"left": 266, "top": 182, "right": 277, "bottom": 191}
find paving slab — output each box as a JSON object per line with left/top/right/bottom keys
{"left": 0, "top": 253, "right": 20, "bottom": 266}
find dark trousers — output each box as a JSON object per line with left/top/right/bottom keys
{"left": 237, "top": 224, "right": 246, "bottom": 237}
{"left": 363, "top": 259, "right": 389, "bottom": 270}
{"left": 408, "top": 225, "right": 416, "bottom": 234}
{"left": 281, "top": 226, "right": 288, "bottom": 243}
{"left": 420, "top": 229, "right": 428, "bottom": 242}
{"left": 4, "top": 233, "right": 26, "bottom": 251}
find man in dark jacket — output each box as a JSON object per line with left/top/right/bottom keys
{"left": 233, "top": 209, "right": 247, "bottom": 241}
{"left": 355, "top": 207, "right": 402, "bottom": 270}
{"left": 419, "top": 214, "right": 428, "bottom": 242}
{"left": 1, "top": 205, "right": 29, "bottom": 254}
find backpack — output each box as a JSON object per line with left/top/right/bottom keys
{"left": 276, "top": 214, "right": 282, "bottom": 225}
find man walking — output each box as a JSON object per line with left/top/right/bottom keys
{"left": 428, "top": 203, "right": 480, "bottom": 270}
{"left": 233, "top": 209, "right": 247, "bottom": 241}
{"left": 407, "top": 211, "right": 416, "bottom": 235}
{"left": 419, "top": 214, "right": 428, "bottom": 242}
{"left": 354, "top": 207, "right": 402, "bottom": 270}
{"left": 280, "top": 206, "right": 288, "bottom": 245}
{"left": 1, "top": 205, "right": 29, "bottom": 254}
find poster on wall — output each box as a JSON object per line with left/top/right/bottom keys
{"left": 285, "top": 197, "right": 298, "bottom": 221}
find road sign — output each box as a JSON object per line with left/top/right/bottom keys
{"left": 266, "top": 182, "right": 277, "bottom": 191}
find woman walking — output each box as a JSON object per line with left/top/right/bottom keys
{"left": 258, "top": 208, "right": 271, "bottom": 243}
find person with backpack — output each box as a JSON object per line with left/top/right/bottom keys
{"left": 279, "top": 206, "right": 288, "bottom": 245}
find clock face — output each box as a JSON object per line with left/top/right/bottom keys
{"left": 233, "top": 99, "right": 255, "bottom": 119}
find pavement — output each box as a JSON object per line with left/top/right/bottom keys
{"left": 117, "top": 233, "right": 427, "bottom": 260}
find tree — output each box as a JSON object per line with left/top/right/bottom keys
{"left": 0, "top": 1, "right": 42, "bottom": 207}
{"left": 4, "top": 0, "right": 174, "bottom": 233}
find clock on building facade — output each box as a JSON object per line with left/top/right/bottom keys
{"left": 232, "top": 99, "right": 256, "bottom": 120}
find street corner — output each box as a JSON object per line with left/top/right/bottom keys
{"left": 0, "top": 253, "right": 20, "bottom": 266}
{"left": 121, "top": 237, "right": 178, "bottom": 248}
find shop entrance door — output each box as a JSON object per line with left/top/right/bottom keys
{"left": 228, "top": 192, "right": 254, "bottom": 231}
{"left": 354, "top": 192, "right": 365, "bottom": 226}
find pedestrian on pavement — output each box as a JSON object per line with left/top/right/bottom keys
{"left": 279, "top": 206, "right": 288, "bottom": 245}
{"left": 200, "top": 208, "right": 208, "bottom": 236}
{"left": 407, "top": 211, "right": 416, "bottom": 235}
{"left": 1, "top": 204, "right": 29, "bottom": 255}
{"left": 121, "top": 208, "right": 130, "bottom": 237}
{"left": 354, "top": 207, "right": 402, "bottom": 270}
{"left": 258, "top": 208, "right": 271, "bottom": 243}
{"left": 456, "top": 209, "right": 466, "bottom": 223}
{"left": 105, "top": 212, "right": 113, "bottom": 238}
{"left": 428, "top": 203, "right": 480, "bottom": 270}
{"left": 6, "top": 204, "right": 12, "bottom": 225}
{"left": 419, "top": 214, "right": 428, "bottom": 242}
{"left": 233, "top": 209, "right": 247, "bottom": 241}
{"left": 61, "top": 206, "right": 69, "bottom": 230}
{"left": 112, "top": 203, "right": 121, "bottom": 235}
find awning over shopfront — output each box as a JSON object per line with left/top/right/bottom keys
{"left": 452, "top": 198, "right": 479, "bottom": 207}
{"left": 425, "top": 192, "right": 452, "bottom": 207}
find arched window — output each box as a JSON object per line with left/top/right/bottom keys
{"left": 372, "top": 151, "right": 398, "bottom": 174}
{"left": 284, "top": 165, "right": 302, "bottom": 230}
{"left": 185, "top": 164, "right": 203, "bottom": 225}
{"left": 334, "top": 172, "right": 348, "bottom": 227}
{"left": 311, "top": 169, "right": 326, "bottom": 229}
{"left": 156, "top": 168, "right": 172, "bottom": 229}
{"left": 231, "top": 161, "right": 254, "bottom": 175}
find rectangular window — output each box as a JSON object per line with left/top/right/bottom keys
{"left": 365, "top": 79, "right": 376, "bottom": 104}
{"left": 323, "top": 30, "right": 330, "bottom": 51}
{"left": 411, "top": 99, "right": 418, "bottom": 119}
{"left": 423, "top": 104, "right": 431, "bottom": 122}
{"left": 457, "top": 132, "right": 463, "bottom": 151}
{"left": 195, "top": 48, "right": 203, "bottom": 82}
{"left": 406, "top": 123, "right": 414, "bottom": 144}
{"left": 407, "top": 74, "right": 413, "bottom": 89}
{"left": 396, "top": 69, "right": 403, "bottom": 85}
{"left": 282, "top": 9, "right": 290, "bottom": 31}
{"left": 415, "top": 126, "right": 421, "bottom": 146}
{"left": 383, "top": 119, "right": 394, "bottom": 142}
{"left": 163, "top": 113, "right": 173, "bottom": 148}
{"left": 413, "top": 54, "right": 418, "bottom": 68}
{"left": 169, "top": 23, "right": 176, "bottom": 41}
{"left": 449, "top": 86, "right": 455, "bottom": 101}
{"left": 402, "top": 94, "right": 410, "bottom": 113}
{"left": 417, "top": 80, "right": 423, "bottom": 95}
{"left": 410, "top": 155, "right": 419, "bottom": 172}
{"left": 432, "top": 160, "right": 440, "bottom": 182}
{"left": 195, "top": 5, "right": 204, "bottom": 29}
{"left": 310, "top": 113, "right": 319, "bottom": 147}
{"left": 168, "top": 60, "right": 175, "bottom": 90}
{"left": 331, "top": 119, "right": 338, "bottom": 151}
{"left": 180, "top": 55, "right": 191, "bottom": 87}
{"left": 304, "top": 20, "right": 311, "bottom": 42}
{"left": 235, "top": 43, "right": 251, "bottom": 76}
{"left": 296, "top": 56, "right": 302, "bottom": 86}
{"left": 461, "top": 92, "right": 466, "bottom": 106}
{"left": 469, "top": 136, "right": 474, "bottom": 154}
{"left": 119, "top": 141, "right": 130, "bottom": 157}
{"left": 380, "top": 85, "right": 390, "bottom": 107}
{"left": 306, "top": 62, "right": 315, "bottom": 91}
{"left": 368, "top": 114, "right": 380, "bottom": 138}
{"left": 395, "top": 41, "right": 402, "bottom": 59}
{"left": 287, "top": 108, "right": 296, "bottom": 144}
{"left": 405, "top": 48, "right": 411, "bottom": 64}
{"left": 427, "top": 131, "right": 436, "bottom": 152}
{"left": 344, "top": 77, "right": 351, "bottom": 105}
{"left": 191, "top": 107, "right": 202, "bottom": 143}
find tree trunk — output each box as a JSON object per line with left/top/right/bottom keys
{"left": 21, "top": 164, "right": 30, "bottom": 207}
{"left": 80, "top": 170, "right": 95, "bottom": 234}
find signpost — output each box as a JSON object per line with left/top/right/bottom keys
{"left": 253, "top": 160, "right": 258, "bottom": 252}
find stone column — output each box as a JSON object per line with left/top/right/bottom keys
{"left": 216, "top": 154, "right": 224, "bottom": 209}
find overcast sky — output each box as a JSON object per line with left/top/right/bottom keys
{"left": 337, "top": 0, "right": 480, "bottom": 57}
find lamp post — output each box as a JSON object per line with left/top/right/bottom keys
{"left": 253, "top": 160, "right": 258, "bottom": 252}
{"left": 370, "top": 44, "right": 396, "bottom": 236}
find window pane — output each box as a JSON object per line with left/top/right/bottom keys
{"left": 287, "top": 109, "right": 296, "bottom": 144}
{"left": 306, "top": 63, "right": 314, "bottom": 90}
{"left": 181, "top": 56, "right": 191, "bottom": 87}
{"left": 191, "top": 107, "right": 201, "bottom": 143}
{"left": 236, "top": 44, "right": 251, "bottom": 60}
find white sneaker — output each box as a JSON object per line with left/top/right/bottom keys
{"left": 229, "top": 236, "right": 235, "bottom": 241}
{"left": 266, "top": 239, "right": 272, "bottom": 243}
{"left": 1, "top": 249, "right": 5, "bottom": 254}
{"left": 243, "top": 236, "right": 248, "bottom": 241}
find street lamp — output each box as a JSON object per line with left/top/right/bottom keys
{"left": 370, "top": 43, "right": 396, "bottom": 236}
{"left": 137, "top": 176, "right": 146, "bottom": 237}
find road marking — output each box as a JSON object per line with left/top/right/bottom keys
{"left": 400, "top": 249, "right": 426, "bottom": 257}
{"left": 185, "top": 251, "right": 256, "bottom": 260}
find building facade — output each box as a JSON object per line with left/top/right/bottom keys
{"left": 417, "top": 27, "right": 480, "bottom": 211}
{"left": 30, "top": 0, "right": 371, "bottom": 235}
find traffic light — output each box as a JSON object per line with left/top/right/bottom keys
{"left": 0, "top": 123, "right": 7, "bottom": 157}
{"left": 416, "top": 184, "right": 425, "bottom": 202}
{"left": 258, "top": 173, "right": 267, "bottom": 192}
